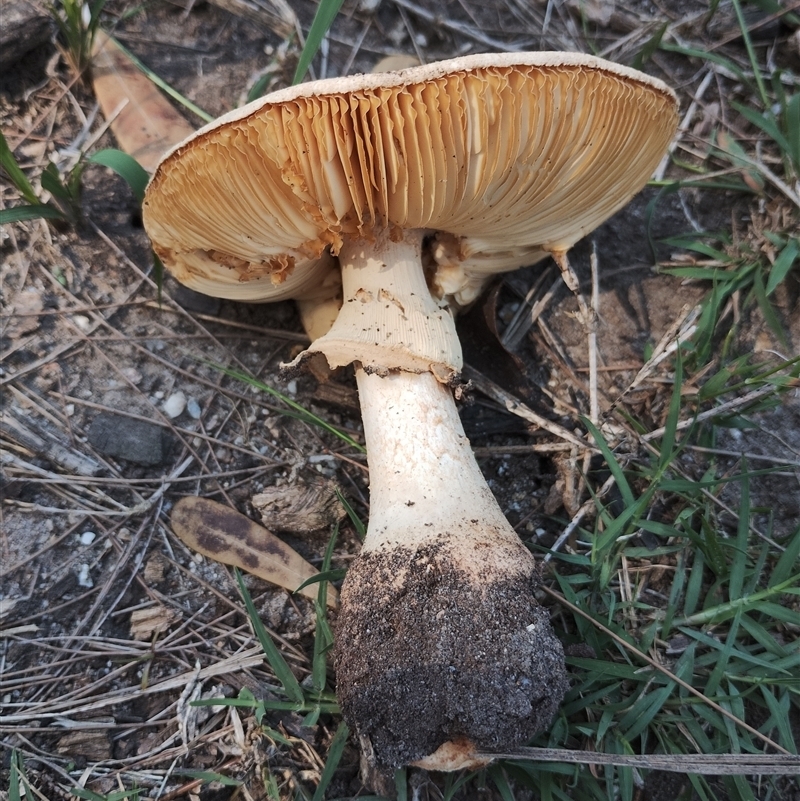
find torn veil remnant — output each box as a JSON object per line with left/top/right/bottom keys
{"left": 143, "top": 52, "right": 678, "bottom": 770}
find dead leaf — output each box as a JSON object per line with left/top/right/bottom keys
{"left": 57, "top": 721, "right": 114, "bottom": 759}
{"left": 252, "top": 478, "right": 346, "bottom": 533}
{"left": 130, "top": 605, "right": 181, "bottom": 640}
{"left": 171, "top": 497, "right": 338, "bottom": 607}
{"left": 4, "top": 287, "right": 44, "bottom": 339}
{"left": 91, "top": 31, "right": 195, "bottom": 172}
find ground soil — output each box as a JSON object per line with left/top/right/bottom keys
{"left": 1, "top": 1, "right": 799, "bottom": 799}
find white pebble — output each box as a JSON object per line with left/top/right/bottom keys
{"left": 73, "top": 315, "right": 91, "bottom": 332}
{"left": 121, "top": 367, "right": 143, "bottom": 385}
{"left": 163, "top": 391, "right": 187, "bottom": 418}
{"left": 79, "top": 531, "right": 96, "bottom": 545}
{"left": 285, "top": 379, "right": 297, "bottom": 395}
{"left": 187, "top": 397, "right": 202, "bottom": 419}
{"left": 77, "top": 564, "right": 93, "bottom": 588}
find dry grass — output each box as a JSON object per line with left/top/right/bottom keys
{"left": 2, "top": 0, "right": 799, "bottom": 799}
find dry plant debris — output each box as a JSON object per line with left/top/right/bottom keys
{"left": 1, "top": 0, "right": 799, "bottom": 799}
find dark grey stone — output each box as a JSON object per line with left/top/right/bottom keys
{"left": 87, "top": 413, "right": 174, "bottom": 466}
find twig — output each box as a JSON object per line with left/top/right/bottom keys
{"left": 653, "top": 67, "right": 715, "bottom": 182}
{"left": 463, "top": 365, "right": 595, "bottom": 452}
{"left": 589, "top": 245, "right": 600, "bottom": 425}
{"left": 475, "top": 748, "right": 800, "bottom": 775}
{"left": 642, "top": 386, "right": 776, "bottom": 441}
{"left": 544, "top": 473, "right": 617, "bottom": 562}
{"left": 391, "top": 0, "right": 534, "bottom": 51}
{"left": 0, "top": 647, "right": 266, "bottom": 722}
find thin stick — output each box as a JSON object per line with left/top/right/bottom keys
{"left": 474, "top": 748, "right": 799, "bottom": 775}
{"left": 544, "top": 473, "right": 617, "bottom": 562}
{"left": 642, "top": 386, "right": 776, "bottom": 441}
{"left": 463, "top": 365, "right": 595, "bottom": 452}
{"left": 589, "top": 244, "right": 600, "bottom": 425}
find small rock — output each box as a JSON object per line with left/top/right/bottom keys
{"left": 87, "top": 412, "right": 175, "bottom": 466}
{"left": 187, "top": 397, "right": 202, "bottom": 419}
{"left": 163, "top": 391, "right": 187, "bottom": 419}
{"left": 120, "top": 367, "right": 143, "bottom": 385}
{"left": 79, "top": 531, "right": 96, "bottom": 545}
{"left": 0, "top": 0, "right": 55, "bottom": 73}
{"left": 77, "top": 564, "right": 93, "bottom": 588}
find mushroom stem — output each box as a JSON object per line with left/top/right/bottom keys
{"left": 328, "top": 234, "right": 568, "bottom": 770}
{"left": 356, "top": 367, "right": 521, "bottom": 554}
{"left": 292, "top": 228, "right": 462, "bottom": 380}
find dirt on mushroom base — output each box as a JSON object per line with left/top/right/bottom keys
{"left": 334, "top": 541, "right": 568, "bottom": 769}
{"left": 3, "top": 0, "right": 800, "bottom": 798}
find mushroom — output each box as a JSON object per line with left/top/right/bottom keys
{"left": 143, "top": 52, "right": 678, "bottom": 770}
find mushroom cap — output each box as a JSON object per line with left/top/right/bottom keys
{"left": 143, "top": 51, "right": 678, "bottom": 303}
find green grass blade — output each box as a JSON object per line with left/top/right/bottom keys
{"left": 732, "top": 101, "right": 792, "bottom": 158}
{"left": 311, "top": 721, "right": 350, "bottom": 801}
{"left": 705, "top": 608, "right": 743, "bottom": 698}
{"left": 731, "top": 0, "right": 769, "bottom": 107}
{"left": 0, "top": 129, "right": 40, "bottom": 204}
{"left": 41, "top": 163, "right": 72, "bottom": 201}
{"left": 728, "top": 462, "right": 749, "bottom": 602}
{"left": 770, "top": 526, "right": 800, "bottom": 587}
{"left": 110, "top": 37, "right": 213, "bottom": 123}
{"left": 489, "top": 765, "right": 517, "bottom": 801}
{"left": 295, "top": 569, "right": 347, "bottom": 594}
{"left": 234, "top": 568, "right": 305, "bottom": 705}
{"left": 213, "top": 364, "right": 364, "bottom": 451}
{"left": 632, "top": 21, "right": 667, "bottom": 71}
{"left": 683, "top": 547, "right": 705, "bottom": 618}
{"left": 765, "top": 237, "right": 799, "bottom": 295}
{"left": 759, "top": 685, "right": 797, "bottom": 752}
{"left": 786, "top": 93, "right": 800, "bottom": 170}
{"left": 0, "top": 204, "right": 66, "bottom": 223}
{"left": 90, "top": 149, "right": 149, "bottom": 203}
{"left": 659, "top": 42, "right": 747, "bottom": 83}
{"left": 293, "top": 0, "right": 345, "bottom": 84}
{"left": 336, "top": 487, "right": 366, "bottom": 538}
{"left": 9, "top": 751, "right": 23, "bottom": 801}
{"left": 395, "top": 768, "right": 408, "bottom": 801}
{"left": 310, "top": 525, "right": 338, "bottom": 692}
{"left": 676, "top": 573, "right": 800, "bottom": 626}
{"left": 751, "top": 267, "right": 788, "bottom": 347}
{"left": 582, "top": 418, "right": 634, "bottom": 507}
{"left": 658, "top": 348, "right": 684, "bottom": 463}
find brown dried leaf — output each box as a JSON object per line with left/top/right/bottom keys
{"left": 171, "top": 497, "right": 338, "bottom": 606}
{"left": 91, "top": 31, "right": 195, "bottom": 172}
{"left": 56, "top": 721, "right": 114, "bottom": 759}
{"left": 252, "top": 478, "right": 346, "bottom": 533}
{"left": 129, "top": 604, "right": 180, "bottom": 640}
